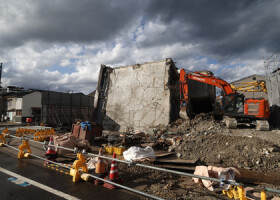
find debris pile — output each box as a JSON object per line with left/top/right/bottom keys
{"left": 167, "top": 113, "right": 227, "bottom": 136}
{"left": 118, "top": 163, "right": 228, "bottom": 200}
{"left": 171, "top": 134, "right": 280, "bottom": 172}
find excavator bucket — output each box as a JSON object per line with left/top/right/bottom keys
{"left": 179, "top": 107, "right": 190, "bottom": 120}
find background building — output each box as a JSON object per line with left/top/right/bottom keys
{"left": 0, "top": 88, "right": 94, "bottom": 127}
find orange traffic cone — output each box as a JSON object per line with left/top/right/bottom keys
{"left": 45, "top": 137, "right": 58, "bottom": 162}
{"left": 93, "top": 148, "right": 107, "bottom": 185}
{"left": 103, "top": 153, "right": 122, "bottom": 189}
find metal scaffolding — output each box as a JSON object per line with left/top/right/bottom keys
{"left": 264, "top": 48, "right": 280, "bottom": 75}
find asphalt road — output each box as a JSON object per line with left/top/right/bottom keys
{"left": 0, "top": 151, "right": 141, "bottom": 200}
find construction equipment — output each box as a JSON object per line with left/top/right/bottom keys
{"left": 231, "top": 80, "right": 267, "bottom": 93}
{"left": 179, "top": 69, "right": 270, "bottom": 130}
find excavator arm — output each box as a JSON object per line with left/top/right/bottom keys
{"left": 179, "top": 69, "right": 236, "bottom": 119}
{"left": 180, "top": 69, "right": 235, "bottom": 104}
{"left": 230, "top": 80, "right": 267, "bottom": 93}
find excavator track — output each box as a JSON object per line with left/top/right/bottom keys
{"left": 225, "top": 117, "right": 237, "bottom": 129}
{"left": 256, "top": 120, "right": 270, "bottom": 131}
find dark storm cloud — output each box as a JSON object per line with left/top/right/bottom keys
{"left": 142, "top": 0, "right": 280, "bottom": 58}
{"left": 1, "top": 0, "right": 280, "bottom": 58}
{"left": 0, "top": 0, "right": 146, "bottom": 48}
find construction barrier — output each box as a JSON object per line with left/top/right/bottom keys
{"left": 14, "top": 127, "right": 56, "bottom": 141}
{"left": 1, "top": 130, "right": 280, "bottom": 200}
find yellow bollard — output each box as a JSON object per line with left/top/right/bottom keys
{"left": 231, "top": 187, "right": 239, "bottom": 199}
{"left": 16, "top": 129, "right": 20, "bottom": 137}
{"left": 222, "top": 186, "right": 240, "bottom": 199}
{"left": 223, "top": 189, "right": 234, "bottom": 199}
{"left": 237, "top": 186, "right": 247, "bottom": 200}
{"left": 18, "top": 139, "right": 31, "bottom": 159}
{"left": 70, "top": 152, "right": 88, "bottom": 182}
{"left": 261, "top": 189, "right": 267, "bottom": 200}
{"left": 0, "top": 133, "right": 6, "bottom": 145}
{"left": 34, "top": 131, "right": 39, "bottom": 141}
{"left": 2, "top": 128, "right": 9, "bottom": 134}
{"left": 38, "top": 131, "right": 44, "bottom": 141}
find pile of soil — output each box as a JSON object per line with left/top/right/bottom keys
{"left": 160, "top": 114, "right": 280, "bottom": 173}
{"left": 171, "top": 134, "right": 280, "bottom": 173}
{"left": 167, "top": 113, "right": 228, "bottom": 136}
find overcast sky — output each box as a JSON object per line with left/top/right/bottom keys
{"left": 1, "top": 0, "right": 280, "bottom": 94}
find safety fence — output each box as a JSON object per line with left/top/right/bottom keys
{"left": 1, "top": 132, "right": 280, "bottom": 200}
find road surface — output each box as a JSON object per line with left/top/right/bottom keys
{"left": 0, "top": 150, "right": 141, "bottom": 200}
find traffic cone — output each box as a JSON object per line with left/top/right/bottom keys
{"left": 103, "top": 153, "right": 122, "bottom": 189}
{"left": 93, "top": 148, "right": 107, "bottom": 185}
{"left": 45, "top": 137, "right": 58, "bottom": 162}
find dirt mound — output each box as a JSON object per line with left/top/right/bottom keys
{"left": 164, "top": 114, "right": 280, "bottom": 172}
{"left": 168, "top": 113, "right": 227, "bottom": 136}
{"left": 171, "top": 134, "right": 280, "bottom": 172}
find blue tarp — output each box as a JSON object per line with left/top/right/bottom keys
{"left": 80, "top": 121, "right": 92, "bottom": 131}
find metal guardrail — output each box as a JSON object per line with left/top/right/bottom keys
{"left": 2, "top": 141, "right": 164, "bottom": 200}
{"left": 2, "top": 133, "right": 280, "bottom": 197}
{"left": 6, "top": 134, "right": 240, "bottom": 186}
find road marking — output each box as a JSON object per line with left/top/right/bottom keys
{"left": 0, "top": 167, "right": 80, "bottom": 200}
{"left": 8, "top": 177, "right": 30, "bottom": 187}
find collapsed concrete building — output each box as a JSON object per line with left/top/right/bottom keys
{"left": 94, "top": 59, "right": 180, "bottom": 132}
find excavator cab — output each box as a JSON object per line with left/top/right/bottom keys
{"left": 222, "top": 93, "right": 245, "bottom": 115}
{"left": 222, "top": 93, "right": 270, "bottom": 130}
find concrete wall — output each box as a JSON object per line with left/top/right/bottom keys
{"left": 7, "top": 97, "right": 16, "bottom": 111}
{"left": 22, "top": 92, "right": 42, "bottom": 117}
{"left": 100, "top": 58, "right": 179, "bottom": 132}
{"left": 16, "top": 98, "right": 22, "bottom": 110}
{"left": 231, "top": 75, "right": 268, "bottom": 100}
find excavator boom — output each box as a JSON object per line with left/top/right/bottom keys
{"left": 231, "top": 80, "right": 267, "bottom": 93}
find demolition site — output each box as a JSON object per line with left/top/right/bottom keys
{"left": 1, "top": 50, "right": 280, "bottom": 200}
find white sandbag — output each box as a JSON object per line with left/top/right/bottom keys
{"left": 53, "top": 133, "right": 76, "bottom": 154}
{"left": 123, "top": 146, "right": 156, "bottom": 162}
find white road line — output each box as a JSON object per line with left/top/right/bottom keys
{"left": 0, "top": 167, "right": 80, "bottom": 200}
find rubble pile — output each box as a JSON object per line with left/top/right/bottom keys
{"left": 167, "top": 113, "right": 227, "bottom": 136}
{"left": 146, "top": 114, "right": 280, "bottom": 173}
{"left": 171, "top": 134, "right": 280, "bottom": 172}
{"left": 101, "top": 131, "right": 147, "bottom": 148}
{"left": 118, "top": 163, "right": 229, "bottom": 200}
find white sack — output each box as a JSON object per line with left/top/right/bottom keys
{"left": 123, "top": 146, "right": 156, "bottom": 162}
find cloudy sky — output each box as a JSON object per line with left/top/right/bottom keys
{"left": 1, "top": 0, "right": 280, "bottom": 94}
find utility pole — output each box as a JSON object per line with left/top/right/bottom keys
{"left": 0, "top": 63, "right": 2, "bottom": 88}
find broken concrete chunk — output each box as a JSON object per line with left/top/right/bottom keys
{"left": 176, "top": 152, "right": 182, "bottom": 158}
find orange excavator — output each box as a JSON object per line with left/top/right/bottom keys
{"left": 179, "top": 69, "right": 270, "bottom": 130}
